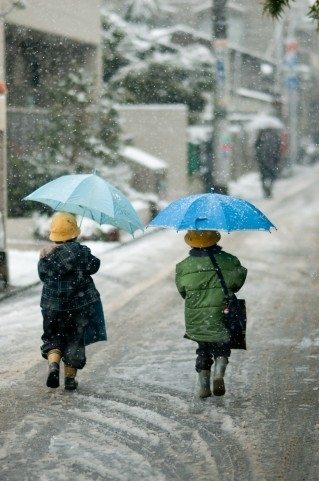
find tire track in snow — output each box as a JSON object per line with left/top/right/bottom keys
{"left": 0, "top": 377, "right": 255, "bottom": 481}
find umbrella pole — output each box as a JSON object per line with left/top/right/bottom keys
{"left": 78, "top": 209, "right": 86, "bottom": 228}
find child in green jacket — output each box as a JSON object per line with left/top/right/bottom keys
{"left": 175, "top": 230, "right": 247, "bottom": 398}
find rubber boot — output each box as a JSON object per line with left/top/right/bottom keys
{"left": 213, "top": 356, "right": 228, "bottom": 396}
{"left": 64, "top": 365, "right": 78, "bottom": 391}
{"left": 198, "top": 370, "right": 212, "bottom": 398}
{"left": 46, "top": 349, "right": 61, "bottom": 389}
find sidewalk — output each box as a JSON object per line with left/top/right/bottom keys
{"left": 0, "top": 226, "right": 152, "bottom": 300}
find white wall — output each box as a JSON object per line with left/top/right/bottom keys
{"left": 4, "top": 0, "right": 103, "bottom": 95}
{"left": 117, "top": 104, "right": 190, "bottom": 200}
{"left": 6, "top": 0, "right": 102, "bottom": 45}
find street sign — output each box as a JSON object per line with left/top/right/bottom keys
{"left": 286, "top": 76, "right": 299, "bottom": 90}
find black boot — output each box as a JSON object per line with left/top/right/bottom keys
{"left": 46, "top": 349, "right": 61, "bottom": 388}
{"left": 47, "top": 362, "right": 60, "bottom": 388}
{"left": 64, "top": 366, "right": 78, "bottom": 391}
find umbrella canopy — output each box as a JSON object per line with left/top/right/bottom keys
{"left": 246, "top": 114, "right": 284, "bottom": 131}
{"left": 23, "top": 172, "right": 144, "bottom": 236}
{"left": 148, "top": 190, "right": 276, "bottom": 232}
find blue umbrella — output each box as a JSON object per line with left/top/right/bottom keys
{"left": 148, "top": 190, "right": 276, "bottom": 232}
{"left": 23, "top": 172, "right": 144, "bottom": 236}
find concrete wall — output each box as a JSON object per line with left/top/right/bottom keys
{"left": 117, "top": 104, "right": 193, "bottom": 200}
{"left": 6, "top": 0, "right": 102, "bottom": 45}
{"left": 5, "top": 0, "right": 103, "bottom": 94}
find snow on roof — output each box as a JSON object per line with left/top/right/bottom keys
{"left": 236, "top": 88, "right": 274, "bottom": 103}
{"left": 193, "top": 1, "right": 245, "bottom": 14}
{"left": 152, "top": 24, "right": 211, "bottom": 42}
{"left": 120, "top": 146, "right": 168, "bottom": 171}
{"left": 188, "top": 125, "right": 212, "bottom": 143}
{"left": 116, "top": 104, "right": 187, "bottom": 111}
{"left": 152, "top": 25, "right": 273, "bottom": 63}
{"left": 246, "top": 114, "right": 284, "bottom": 131}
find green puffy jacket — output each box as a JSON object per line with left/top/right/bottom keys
{"left": 175, "top": 245, "right": 247, "bottom": 343}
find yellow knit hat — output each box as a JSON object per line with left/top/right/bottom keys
{"left": 49, "top": 213, "right": 80, "bottom": 242}
{"left": 184, "top": 229, "right": 221, "bottom": 248}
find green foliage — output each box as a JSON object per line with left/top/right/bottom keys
{"left": 7, "top": 154, "right": 59, "bottom": 217}
{"left": 33, "top": 64, "right": 122, "bottom": 173}
{"left": 42, "top": 67, "right": 94, "bottom": 167}
{"left": 124, "top": 0, "right": 161, "bottom": 24}
{"left": 9, "top": 65, "right": 122, "bottom": 217}
{"left": 102, "top": 11, "right": 215, "bottom": 118}
{"left": 262, "top": 0, "right": 319, "bottom": 26}
{"left": 111, "top": 60, "right": 210, "bottom": 112}
{"left": 309, "top": 2, "right": 319, "bottom": 23}
{"left": 89, "top": 96, "right": 122, "bottom": 165}
{"left": 262, "top": 0, "right": 293, "bottom": 19}
{"left": 102, "top": 14, "right": 130, "bottom": 82}
{"left": 36, "top": 66, "right": 92, "bottom": 170}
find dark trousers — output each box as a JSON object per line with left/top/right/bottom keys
{"left": 195, "top": 341, "right": 231, "bottom": 372}
{"left": 41, "top": 307, "right": 91, "bottom": 369}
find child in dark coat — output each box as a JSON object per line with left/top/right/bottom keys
{"left": 38, "top": 212, "right": 106, "bottom": 391}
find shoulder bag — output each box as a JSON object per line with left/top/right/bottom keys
{"left": 208, "top": 251, "right": 247, "bottom": 350}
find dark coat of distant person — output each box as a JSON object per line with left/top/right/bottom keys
{"left": 255, "top": 128, "right": 281, "bottom": 197}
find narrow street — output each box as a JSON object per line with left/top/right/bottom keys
{"left": 0, "top": 165, "right": 318, "bottom": 481}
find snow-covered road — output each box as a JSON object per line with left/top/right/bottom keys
{"left": 0, "top": 165, "right": 318, "bottom": 481}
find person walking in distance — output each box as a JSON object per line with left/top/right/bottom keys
{"left": 38, "top": 212, "right": 106, "bottom": 391}
{"left": 255, "top": 128, "right": 282, "bottom": 198}
{"left": 175, "top": 230, "right": 247, "bottom": 398}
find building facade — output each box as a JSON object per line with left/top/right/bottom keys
{"left": 0, "top": 0, "right": 102, "bottom": 264}
{"left": 4, "top": 0, "right": 102, "bottom": 109}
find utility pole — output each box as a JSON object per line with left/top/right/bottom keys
{"left": 285, "top": 37, "right": 299, "bottom": 175}
{"left": 210, "top": 0, "right": 230, "bottom": 194}
{"left": 0, "top": 1, "right": 27, "bottom": 288}
{"left": 0, "top": 8, "right": 9, "bottom": 288}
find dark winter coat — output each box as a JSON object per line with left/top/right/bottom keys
{"left": 255, "top": 128, "right": 281, "bottom": 181}
{"left": 175, "top": 245, "right": 247, "bottom": 343}
{"left": 38, "top": 241, "right": 101, "bottom": 312}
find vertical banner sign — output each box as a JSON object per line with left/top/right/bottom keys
{"left": 285, "top": 38, "right": 298, "bottom": 90}
{"left": 210, "top": 0, "right": 231, "bottom": 193}
{"left": 285, "top": 38, "right": 298, "bottom": 173}
{"left": 214, "top": 39, "right": 228, "bottom": 109}
{"left": 213, "top": 38, "right": 231, "bottom": 191}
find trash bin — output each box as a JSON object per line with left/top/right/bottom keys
{"left": 0, "top": 212, "right": 8, "bottom": 288}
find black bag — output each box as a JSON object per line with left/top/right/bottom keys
{"left": 224, "top": 296, "right": 247, "bottom": 350}
{"left": 208, "top": 251, "right": 247, "bottom": 350}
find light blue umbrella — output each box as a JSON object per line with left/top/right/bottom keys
{"left": 148, "top": 190, "right": 276, "bottom": 232}
{"left": 23, "top": 172, "right": 144, "bottom": 236}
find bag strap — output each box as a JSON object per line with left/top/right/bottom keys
{"left": 207, "top": 251, "right": 231, "bottom": 301}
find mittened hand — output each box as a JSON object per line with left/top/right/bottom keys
{"left": 40, "top": 243, "right": 58, "bottom": 258}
